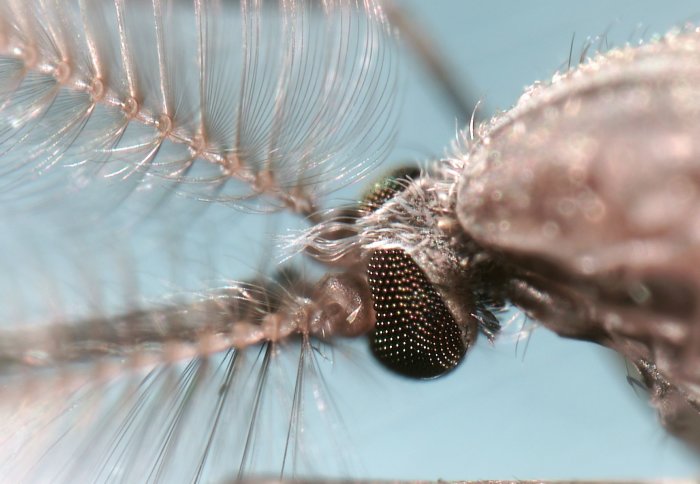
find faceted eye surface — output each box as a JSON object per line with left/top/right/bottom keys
{"left": 367, "top": 248, "right": 467, "bottom": 379}
{"left": 361, "top": 166, "right": 421, "bottom": 212}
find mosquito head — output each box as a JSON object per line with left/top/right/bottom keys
{"left": 302, "top": 162, "right": 501, "bottom": 378}
{"left": 355, "top": 164, "right": 490, "bottom": 379}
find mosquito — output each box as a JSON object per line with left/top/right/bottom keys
{"left": 0, "top": 1, "right": 699, "bottom": 483}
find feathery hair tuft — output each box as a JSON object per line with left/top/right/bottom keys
{"left": 0, "top": 0, "right": 397, "bottom": 213}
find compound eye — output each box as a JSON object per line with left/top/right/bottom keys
{"left": 361, "top": 165, "right": 421, "bottom": 213}
{"left": 367, "top": 248, "right": 467, "bottom": 379}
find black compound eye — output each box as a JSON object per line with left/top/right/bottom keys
{"left": 367, "top": 248, "right": 467, "bottom": 379}
{"left": 361, "top": 165, "right": 421, "bottom": 213}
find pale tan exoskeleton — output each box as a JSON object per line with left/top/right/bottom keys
{"left": 0, "top": 1, "right": 699, "bottom": 482}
